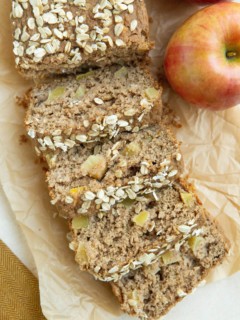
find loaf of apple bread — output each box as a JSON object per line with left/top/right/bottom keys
{"left": 11, "top": 0, "right": 152, "bottom": 78}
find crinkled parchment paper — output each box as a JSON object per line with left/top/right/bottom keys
{"left": 0, "top": 1, "right": 239, "bottom": 319}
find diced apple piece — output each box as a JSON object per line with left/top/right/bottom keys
{"left": 127, "top": 289, "right": 140, "bottom": 306}
{"left": 162, "top": 250, "right": 181, "bottom": 265}
{"left": 180, "top": 192, "right": 194, "bottom": 207}
{"left": 115, "top": 169, "right": 123, "bottom": 178}
{"left": 145, "top": 87, "right": 160, "bottom": 101}
{"left": 127, "top": 290, "right": 139, "bottom": 306}
{"left": 72, "top": 215, "right": 89, "bottom": 229}
{"left": 74, "top": 85, "right": 85, "bottom": 99}
{"left": 75, "top": 243, "right": 88, "bottom": 265}
{"left": 76, "top": 70, "right": 94, "bottom": 80}
{"left": 47, "top": 86, "right": 66, "bottom": 102}
{"left": 114, "top": 67, "right": 128, "bottom": 78}
{"left": 122, "top": 142, "right": 141, "bottom": 157}
{"left": 188, "top": 236, "right": 205, "bottom": 255}
{"left": 81, "top": 155, "right": 107, "bottom": 180}
{"left": 121, "top": 197, "right": 135, "bottom": 207}
{"left": 69, "top": 186, "right": 87, "bottom": 198}
{"left": 132, "top": 211, "right": 150, "bottom": 227}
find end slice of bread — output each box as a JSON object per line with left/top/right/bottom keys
{"left": 69, "top": 180, "right": 220, "bottom": 282}
{"left": 111, "top": 181, "right": 229, "bottom": 320}
{"left": 11, "top": 0, "right": 152, "bottom": 78}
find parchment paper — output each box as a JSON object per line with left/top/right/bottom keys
{"left": 0, "top": 1, "right": 239, "bottom": 320}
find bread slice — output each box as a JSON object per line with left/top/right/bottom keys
{"left": 111, "top": 185, "right": 229, "bottom": 320}
{"left": 69, "top": 181, "right": 215, "bottom": 282}
{"left": 25, "top": 65, "right": 162, "bottom": 153}
{"left": 46, "top": 124, "right": 182, "bottom": 217}
{"left": 11, "top": 0, "right": 152, "bottom": 78}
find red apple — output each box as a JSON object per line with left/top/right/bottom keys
{"left": 164, "top": 2, "right": 240, "bottom": 110}
{"left": 187, "top": 0, "right": 223, "bottom": 4}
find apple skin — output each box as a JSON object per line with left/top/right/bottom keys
{"left": 187, "top": 0, "right": 223, "bottom": 4}
{"left": 164, "top": 2, "right": 240, "bottom": 110}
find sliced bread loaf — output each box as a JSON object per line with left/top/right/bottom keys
{"left": 11, "top": 0, "right": 151, "bottom": 78}
{"left": 26, "top": 65, "right": 162, "bottom": 153}
{"left": 69, "top": 181, "right": 213, "bottom": 282}
{"left": 111, "top": 186, "right": 229, "bottom": 320}
{"left": 46, "top": 125, "right": 182, "bottom": 217}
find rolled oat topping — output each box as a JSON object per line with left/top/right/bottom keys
{"left": 11, "top": 0, "right": 151, "bottom": 77}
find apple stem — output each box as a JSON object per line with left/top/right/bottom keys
{"left": 226, "top": 51, "right": 237, "bottom": 59}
